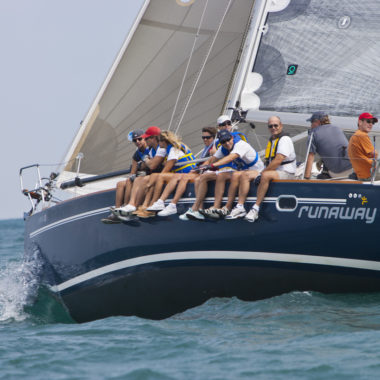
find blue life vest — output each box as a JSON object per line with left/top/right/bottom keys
{"left": 220, "top": 136, "right": 258, "bottom": 171}
{"left": 165, "top": 144, "right": 197, "bottom": 173}
{"left": 135, "top": 147, "right": 150, "bottom": 161}
{"left": 215, "top": 132, "right": 247, "bottom": 170}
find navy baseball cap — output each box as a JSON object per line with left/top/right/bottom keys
{"left": 128, "top": 129, "right": 144, "bottom": 141}
{"left": 218, "top": 130, "right": 233, "bottom": 143}
{"left": 306, "top": 111, "right": 328, "bottom": 122}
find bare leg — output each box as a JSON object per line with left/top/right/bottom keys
{"left": 172, "top": 173, "right": 197, "bottom": 204}
{"left": 192, "top": 172, "right": 217, "bottom": 211}
{"left": 115, "top": 180, "right": 126, "bottom": 207}
{"left": 255, "top": 170, "right": 279, "bottom": 207}
{"left": 238, "top": 170, "right": 259, "bottom": 205}
{"left": 151, "top": 173, "right": 175, "bottom": 204}
{"left": 212, "top": 172, "right": 232, "bottom": 209}
{"left": 122, "top": 178, "right": 133, "bottom": 206}
{"left": 225, "top": 171, "right": 242, "bottom": 210}
{"left": 159, "top": 174, "right": 183, "bottom": 203}
{"left": 129, "top": 176, "right": 149, "bottom": 207}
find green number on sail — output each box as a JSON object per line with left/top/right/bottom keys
{"left": 287, "top": 65, "right": 298, "bottom": 75}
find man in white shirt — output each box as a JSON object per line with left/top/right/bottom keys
{"left": 245, "top": 116, "right": 296, "bottom": 222}
{"left": 182, "top": 130, "right": 263, "bottom": 220}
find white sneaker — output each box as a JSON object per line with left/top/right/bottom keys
{"left": 147, "top": 199, "right": 165, "bottom": 211}
{"left": 158, "top": 203, "right": 177, "bottom": 216}
{"left": 186, "top": 208, "right": 205, "bottom": 221}
{"left": 179, "top": 208, "right": 192, "bottom": 221}
{"left": 226, "top": 206, "right": 246, "bottom": 220}
{"left": 245, "top": 208, "right": 259, "bottom": 223}
{"left": 119, "top": 204, "right": 136, "bottom": 215}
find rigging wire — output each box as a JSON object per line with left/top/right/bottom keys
{"left": 168, "top": 0, "right": 210, "bottom": 131}
{"left": 174, "top": 0, "right": 233, "bottom": 135}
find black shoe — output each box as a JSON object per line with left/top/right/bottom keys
{"left": 101, "top": 214, "right": 121, "bottom": 224}
{"left": 316, "top": 172, "right": 331, "bottom": 179}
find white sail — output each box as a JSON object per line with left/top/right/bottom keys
{"left": 243, "top": 0, "right": 380, "bottom": 119}
{"left": 61, "top": 0, "right": 255, "bottom": 178}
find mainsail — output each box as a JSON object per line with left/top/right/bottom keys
{"left": 61, "top": 0, "right": 254, "bottom": 177}
{"left": 245, "top": 0, "right": 380, "bottom": 118}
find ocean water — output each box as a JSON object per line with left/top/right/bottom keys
{"left": 1, "top": 220, "right": 380, "bottom": 379}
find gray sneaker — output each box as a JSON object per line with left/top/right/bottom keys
{"left": 202, "top": 207, "right": 220, "bottom": 219}
{"left": 245, "top": 208, "right": 259, "bottom": 223}
{"left": 226, "top": 206, "right": 246, "bottom": 220}
{"left": 101, "top": 214, "right": 121, "bottom": 224}
{"left": 217, "top": 206, "right": 230, "bottom": 218}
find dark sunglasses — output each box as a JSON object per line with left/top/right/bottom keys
{"left": 133, "top": 137, "right": 143, "bottom": 142}
{"left": 268, "top": 124, "right": 280, "bottom": 129}
{"left": 218, "top": 122, "right": 228, "bottom": 127}
{"left": 364, "top": 119, "right": 375, "bottom": 124}
{"left": 202, "top": 135, "right": 213, "bottom": 140}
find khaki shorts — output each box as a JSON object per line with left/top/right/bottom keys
{"left": 277, "top": 171, "right": 295, "bottom": 180}
{"left": 328, "top": 167, "right": 353, "bottom": 178}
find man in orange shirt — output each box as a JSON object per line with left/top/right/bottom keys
{"left": 348, "top": 112, "right": 378, "bottom": 180}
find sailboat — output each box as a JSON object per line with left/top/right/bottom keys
{"left": 22, "top": 0, "right": 380, "bottom": 322}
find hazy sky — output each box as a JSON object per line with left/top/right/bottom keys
{"left": 0, "top": 0, "right": 144, "bottom": 219}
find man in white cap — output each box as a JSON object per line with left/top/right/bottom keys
{"left": 348, "top": 112, "right": 379, "bottom": 180}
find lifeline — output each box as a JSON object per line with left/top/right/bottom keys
{"left": 297, "top": 206, "right": 377, "bottom": 224}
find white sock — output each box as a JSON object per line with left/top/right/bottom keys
{"left": 236, "top": 203, "right": 244, "bottom": 209}
{"left": 168, "top": 203, "right": 176, "bottom": 208}
{"left": 253, "top": 204, "right": 260, "bottom": 212}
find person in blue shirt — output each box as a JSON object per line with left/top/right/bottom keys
{"left": 102, "top": 129, "right": 149, "bottom": 223}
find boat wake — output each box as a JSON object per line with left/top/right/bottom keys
{"left": 0, "top": 255, "right": 42, "bottom": 322}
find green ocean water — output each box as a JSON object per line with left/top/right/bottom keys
{"left": 1, "top": 219, "right": 380, "bottom": 379}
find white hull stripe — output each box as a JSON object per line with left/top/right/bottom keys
{"left": 30, "top": 207, "right": 109, "bottom": 238}
{"left": 50, "top": 250, "right": 380, "bottom": 293}
{"left": 30, "top": 197, "right": 347, "bottom": 237}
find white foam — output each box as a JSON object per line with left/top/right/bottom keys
{"left": 0, "top": 253, "right": 43, "bottom": 322}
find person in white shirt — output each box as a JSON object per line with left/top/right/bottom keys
{"left": 244, "top": 116, "right": 296, "bottom": 222}
{"left": 181, "top": 129, "right": 264, "bottom": 221}
{"left": 148, "top": 127, "right": 217, "bottom": 217}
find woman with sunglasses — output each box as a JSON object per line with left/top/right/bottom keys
{"left": 135, "top": 130, "right": 196, "bottom": 217}
{"left": 147, "top": 127, "right": 217, "bottom": 216}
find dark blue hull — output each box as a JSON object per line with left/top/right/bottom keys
{"left": 24, "top": 180, "right": 380, "bottom": 322}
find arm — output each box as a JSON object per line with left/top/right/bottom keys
{"left": 144, "top": 155, "right": 165, "bottom": 171}
{"left": 130, "top": 159, "right": 138, "bottom": 175}
{"left": 213, "top": 153, "right": 239, "bottom": 168}
{"left": 304, "top": 152, "right": 315, "bottom": 179}
{"left": 263, "top": 153, "right": 286, "bottom": 172}
{"left": 162, "top": 159, "right": 176, "bottom": 173}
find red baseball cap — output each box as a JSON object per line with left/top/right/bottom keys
{"left": 359, "top": 112, "right": 378, "bottom": 123}
{"left": 141, "top": 126, "right": 161, "bottom": 138}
